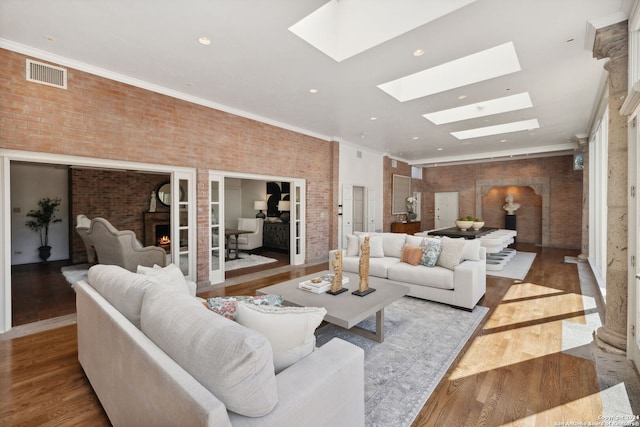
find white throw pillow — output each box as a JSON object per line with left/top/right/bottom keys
{"left": 236, "top": 303, "right": 327, "bottom": 373}
{"left": 436, "top": 237, "right": 466, "bottom": 270}
{"left": 461, "top": 239, "right": 482, "bottom": 262}
{"left": 359, "top": 235, "right": 385, "bottom": 258}
{"left": 405, "top": 235, "right": 425, "bottom": 248}
{"left": 137, "top": 263, "right": 190, "bottom": 295}
{"left": 345, "top": 234, "right": 359, "bottom": 256}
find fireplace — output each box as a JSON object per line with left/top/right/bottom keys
{"left": 144, "top": 212, "right": 170, "bottom": 248}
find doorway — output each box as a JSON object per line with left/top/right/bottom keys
{"left": 434, "top": 192, "right": 459, "bottom": 229}
{"left": 353, "top": 186, "right": 365, "bottom": 233}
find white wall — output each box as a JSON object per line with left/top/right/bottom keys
{"left": 10, "top": 163, "right": 69, "bottom": 264}
{"left": 338, "top": 143, "right": 384, "bottom": 247}
{"left": 241, "top": 180, "right": 268, "bottom": 217}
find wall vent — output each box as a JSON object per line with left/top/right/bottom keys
{"left": 356, "top": 150, "right": 362, "bottom": 159}
{"left": 26, "top": 59, "right": 67, "bottom": 89}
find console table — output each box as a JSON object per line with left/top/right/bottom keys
{"left": 263, "top": 222, "right": 289, "bottom": 251}
{"left": 390, "top": 221, "right": 421, "bottom": 235}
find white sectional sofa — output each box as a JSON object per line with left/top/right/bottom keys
{"left": 76, "top": 264, "right": 365, "bottom": 427}
{"left": 330, "top": 232, "right": 486, "bottom": 310}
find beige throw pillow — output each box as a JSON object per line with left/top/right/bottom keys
{"left": 401, "top": 244, "right": 423, "bottom": 266}
{"left": 436, "top": 236, "right": 466, "bottom": 270}
{"left": 237, "top": 303, "right": 327, "bottom": 373}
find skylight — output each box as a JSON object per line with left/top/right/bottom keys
{"left": 451, "top": 119, "right": 539, "bottom": 140}
{"left": 288, "top": 0, "right": 476, "bottom": 62}
{"left": 423, "top": 92, "right": 533, "bottom": 124}
{"left": 377, "top": 42, "right": 521, "bottom": 102}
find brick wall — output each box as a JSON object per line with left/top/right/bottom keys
{"left": 418, "top": 157, "right": 583, "bottom": 248}
{"left": 0, "top": 49, "right": 334, "bottom": 283}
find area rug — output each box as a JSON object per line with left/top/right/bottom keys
{"left": 61, "top": 264, "right": 90, "bottom": 289}
{"left": 224, "top": 253, "right": 277, "bottom": 271}
{"left": 315, "top": 297, "right": 489, "bottom": 427}
{"left": 486, "top": 251, "right": 536, "bottom": 280}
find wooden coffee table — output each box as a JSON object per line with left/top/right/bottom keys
{"left": 256, "top": 271, "right": 409, "bottom": 342}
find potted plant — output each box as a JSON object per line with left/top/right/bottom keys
{"left": 25, "top": 197, "right": 62, "bottom": 262}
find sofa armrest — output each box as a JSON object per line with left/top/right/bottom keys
{"left": 452, "top": 259, "right": 487, "bottom": 309}
{"left": 228, "top": 338, "right": 364, "bottom": 427}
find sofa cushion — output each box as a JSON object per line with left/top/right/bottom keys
{"left": 387, "top": 263, "right": 454, "bottom": 290}
{"left": 342, "top": 256, "right": 400, "bottom": 278}
{"left": 436, "top": 237, "right": 466, "bottom": 270}
{"left": 405, "top": 235, "right": 425, "bottom": 247}
{"left": 88, "top": 264, "right": 155, "bottom": 328}
{"left": 141, "top": 285, "right": 278, "bottom": 417}
{"left": 420, "top": 238, "right": 442, "bottom": 267}
{"left": 461, "top": 239, "right": 482, "bottom": 261}
{"left": 359, "top": 235, "right": 385, "bottom": 258}
{"left": 137, "top": 263, "right": 190, "bottom": 295}
{"left": 345, "top": 234, "right": 359, "bottom": 256}
{"left": 401, "top": 244, "right": 423, "bottom": 266}
{"left": 236, "top": 303, "right": 327, "bottom": 374}
{"left": 381, "top": 233, "right": 407, "bottom": 258}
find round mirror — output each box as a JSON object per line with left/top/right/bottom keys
{"left": 156, "top": 181, "right": 172, "bottom": 207}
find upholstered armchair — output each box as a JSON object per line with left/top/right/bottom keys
{"left": 229, "top": 218, "right": 264, "bottom": 253}
{"left": 88, "top": 217, "right": 167, "bottom": 272}
{"left": 76, "top": 214, "right": 96, "bottom": 264}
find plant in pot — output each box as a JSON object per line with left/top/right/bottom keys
{"left": 25, "top": 197, "right": 62, "bottom": 262}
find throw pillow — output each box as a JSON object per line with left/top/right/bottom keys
{"left": 436, "top": 236, "right": 466, "bottom": 270}
{"left": 206, "top": 295, "right": 285, "bottom": 320}
{"left": 420, "top": 238, "right": 442, "bottom": 267}
{"left": 237, "top": 303, "right": 327, "bottom": 374}
{"left": 461, "top": 238, "right": 482, "bottom": 262}
{"left": 136, "top": 263, "right": 190, "bottom": 295}
{"left": 401, "top": 244, "right": 423, "bottom": 266}
{"left": 405, "top": 235, "right": 425, "bottom": 247}
{"left": 345, "top": 234, "right": 359, "bottom": 256}
{"left": 359, "top": 235, "right": 385, "bottom": 258}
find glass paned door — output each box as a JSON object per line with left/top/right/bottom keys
{"left": 209, "top": 173, "right": 224, "bottom": 284}
{"left": 171, "top": 173, "right": 195, "bottom": 281}
{"left": 291, "top": 180, "right": 305, "bottom": 265}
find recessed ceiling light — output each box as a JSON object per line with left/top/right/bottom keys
{"left": 309, "top": 88, "right": 318, "bottom": 93}
{"left": 370, "top": 117, "right": 377, "bottom": 121}
{"left": 46, "top": 36, "right": 54, "bottom": 43}
{"left": 198, "top": 37, "right": 212, "bottom": 46}
{"left": 458, "top": 95, "right": 467, "bottom": 100}
{"left": 437, "top": 147, "right": 443, "bottom": 151}
{"left": 413, "top": 49, "right": 425, "bottom": 57}
{"left": 412, "top": 136, "right": 419, "bottom": 140}
{"left": 500, "top": 139, "right": 507, "bottom": 142}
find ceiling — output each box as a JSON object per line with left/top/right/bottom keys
{"left": 0, "top": 0, "right": 632, "bottom": 167}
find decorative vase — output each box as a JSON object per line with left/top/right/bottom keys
{"left": 407, "top": 212, "right": 417, "bottom": 221}
{"left": 472, "top": 221, "right": 485, "bottom": 231}
{"left": 455, "top": 220, "right": 473, "bottom": 231}
{"left": 38, "top": 245, "right": 51, "bottom": 262}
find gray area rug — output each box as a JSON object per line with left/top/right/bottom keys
{"left": 316, "top": 296, "right": 489, "bottom": 426}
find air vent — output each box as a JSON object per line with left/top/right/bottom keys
{"left": 26, "top": 59, "right": 67, "bottom": 89}
{"left": 356, "top": 150, "right": 362, "bottom": 159}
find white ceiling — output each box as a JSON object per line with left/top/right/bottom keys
{"left": 0, "top": 0, "right": 632, "bottom": 166}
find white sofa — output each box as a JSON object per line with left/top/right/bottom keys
{"left": 229, "top": 217, "right": 264, "bottom": 252}
{"left": 330, "top": 232, "right": 486, "bottom": 310}
{"left": 76, "top": 264, "right": 365, "bottom": 427}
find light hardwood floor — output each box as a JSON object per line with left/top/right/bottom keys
{"left": 0, "top": 244, "right": 617, "bottom": 426}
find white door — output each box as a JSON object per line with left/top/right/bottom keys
{"left": 341, "top": 185, "right": 353, "bottom": 247}
{"left": 209, "top": 173, "right": 224, "bottom": 284}
{"left": 290, "top": 179, "right": 305, "bottom": 266}
{"left": 434, "top": 192, "right": 459, "bottom": 229}
{"left": 172, "top": 173, "right": 196, "bottom": 281}
{"left": 632, "top": 115, "right": 640, "bottom": 367}
{"left": 353, "top": 186, "right": 365, "bottom": 232}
